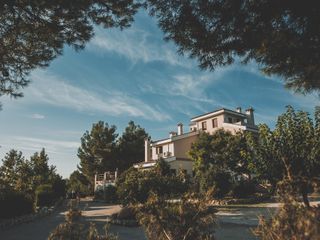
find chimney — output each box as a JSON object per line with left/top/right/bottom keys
{"left": 177, "top": 123, "right": 183, "bottom": 135}
{"left": 144, "top": 138, "right": 150, "bottom": 162}
{"left": 245, "top": 107, "right": 255, "bottom": 125}
{"left": 236, "top": 107, "right": 242, "bottom": 113}
{"left": 169, "top": 131, "right": 177, "bottom": 138}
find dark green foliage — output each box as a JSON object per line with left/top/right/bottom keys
{"left": 94, "top": 185, "right": 118, "bottom": 203}
{"left": 67, "top": 170, "right": 91, "bottom": 195}
{"left": 251, "top": 106, "right": 320, "bottom": 206}
{"left": 247, "top": 124, "right": 284, "bottom": 191}
{"left": 116, "top": 161, "right": 190, "bottom": 205}
{"left": 0, "top": 148, "right": 66, "bottom": 214}
{"left": 0, "top": 189, "right": 34, "bottom": 219}
{"left": 0, "top": 149, "right": 25, "bottom": 189}
{"left": 78, "top": 121, "right": 118, "bottom": 188}
{"left": 189, "top": 130, "right": 254, "bottom": 198}
{"left": 136, "top": 193, "right": 216, "bottom": 240}
{"left": 116, "top": 206, "right": 136, "bottom": 220}
{"left": 199, "top": 168, "right": 232, "bottom": 199}
{"left": 117, "top": 121, "right": 149, "bottom": 172}
{"left": 255, "top": 182, "right": 320, "bottom": 240}
{"left": 51, "top": 176, "right": 67, "bottom": 200}
{"left": 232, "top": 180, "right": 256, "bottom": 199}
{"left": 35, "top": 184, "right": 56, "bottom": 207}
{"left": 146, "top": 0, "right": 320, "bottom": 92}
{"left": 0, "top": 0, "right": 141, "bottom": 103}
{"left": 77, "top": 121, "right": 149, "bottom": 189}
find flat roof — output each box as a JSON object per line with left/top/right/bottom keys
{"left": 191, "top": 108, "right": 247, "bottom": 122}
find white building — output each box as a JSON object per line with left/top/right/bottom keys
{"left": 134, "top": 107, "right": 258, "bottom": 175}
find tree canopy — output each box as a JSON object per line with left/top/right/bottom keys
{"left": 0, "top": 0, "right": 140, "bottom": 101}
{"left": 77, "top": 121, "right": 118, "bottom": 187}
{"left": 117, "top": 121, "right": 149, "bottom": 171}
{"left": 0, "top": 148, "right": 66, "bottom": 205}
{"left": 1, "top": 0, "right": 319, "bottom": 105}
{"left": 77, "top": 120, "right": 149, "bottom": 189}
{"left": 147, "top": 0, "right": 320, "bottom": 92}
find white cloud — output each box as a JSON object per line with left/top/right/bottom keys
{"left": 12, "top": 136, "right": 78, "bottom": 153}
{"left": 169, "top": 74, "right": 214, "bottom": 102}
{"left": 31, "top": 113, "right": 45, "bottom": 119}
{"left": 89, "top": 27, "right": 190, "bottom": 67}
{"left": 0, "top": 135, "right": 79, "bottom": 178}
{"left": 24, "top": 71, "right": 170, "bottom": 122}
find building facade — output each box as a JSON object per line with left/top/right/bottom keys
{"left": 134, "top": 107, "right": 258, "bottom": 175}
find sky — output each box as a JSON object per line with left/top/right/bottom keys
{"left": 0, "top": 12, "right": 319, "bottom": 178}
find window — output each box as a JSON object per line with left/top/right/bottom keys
{"left": 228, "top": 117, "right": 233, "bottom": 123}
{"left": 201, "top": 121, "right": 207, "bottom": 130}
{"left": 212, "top": 118, "right": 218, "bottom": 128}
{"left": 156, "top": 146, "right": 163, "bottom": 154}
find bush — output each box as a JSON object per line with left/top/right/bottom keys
{"left": 255, "top": 195, "right": 320, "bottom": 240}
{"left": 94, "top": 185, "right": 118, "bottom": 203}
{"left": 116, "top": 206, "right": 136, "bottom": 220}
{"left": 232, "top": 180, "right": 256, "bottom": 199}
{"left": 116, "top": 163, "right": 190, "bottom": 205}
{"left": 197, "top": 168, "right": 232, "bottom": 199}
{"left": 35, "top": 184, "right": 56, "bottom": 207}
{"left": 0, "top": 189, "right": 34, "bottom": 218}
{"left": 136, "top": 192, "right": 216, "bottom": 240}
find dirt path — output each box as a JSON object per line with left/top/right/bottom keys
{"left": 80, "top": 199, "right": 259, "bottom": 240}
{"left": 0, "top": 204, "right": 68, "bottom": 240}
{"left": 2, "top": 199, "right": 301, "bottom": 240}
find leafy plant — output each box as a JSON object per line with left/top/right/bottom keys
{"left": 136, "top": 192, "right": 216, "bottom": 240}
{"left": 254, "top": 182, "right": 320, "bottom": 240}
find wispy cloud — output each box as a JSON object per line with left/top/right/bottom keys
{"left": 89, "top": 27, "right": 190, "bottom": 67}
{"left": 0, "top": 136, "right": 78, "bottom": 154}
{"left": 0, "top": 135, "right": 79, "bottom": 177}
{"left": 169, "top": 74, "right": 214, "bottom": 102}
{"left": 24, "top": 71, "right": 170, "bottom": 121}
{"left": 30, "top": 113, "right": 45, "bottom": 119}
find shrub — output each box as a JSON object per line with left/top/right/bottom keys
{"left": 136, "top": 192, "right": 216, "bottom": 240}
{"left": 116, "top": 163, "right": 190, "bottom": 205}
{"left": 35, "top": 184, "right": 56, "bottom": 207}
{"left": 49, "top": 207, "right": 119, "bottom": 240}
{"left": 197, "top": 168, "right": 232, "bottom": 198}
{"left": 94, "top": 185, "right": 118, "bottom": 203}
{"left": 232, "top": 180, "right": 256, "bottom": 199}
{"left": 116, "top": 206, "right": 136, "bottom": 220}
{"left": 254, "top": 195, "right": 320, "bottom": 240}
{"left": 0, "top": 189, "right": 34, "bottom": 218}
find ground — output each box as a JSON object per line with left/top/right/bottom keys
{"left": 0, "top": 199, "right": 268, "bottom": 240}
{"left": 1, "top": 198, "right": 318, "bottom": 240}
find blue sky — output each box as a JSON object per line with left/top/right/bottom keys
{"left": 0, "top": 12, "right": 319, "bottom": 178}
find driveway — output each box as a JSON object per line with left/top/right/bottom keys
{"left": 1, "top": 199, "right": 306, "bottom": 240}
{"left": 0, "top": 204, "right": 68, "bottom": 240}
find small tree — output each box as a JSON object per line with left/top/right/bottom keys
{"left": 116, "top": 160, "right": 190, "bottom": 205}
{"left": 35, "top": 184, "right": 56, "bottom": 207}
{"left": 117, "top": 121, "right": 149, "bottom": 172}
{"left": 136, "top": 192, "right": 216, "bottom": 240}
{"left": 189, "top": 130, "right": 253, "bottom": 198}
{"left": 253, "top": 106, "right": 320, "bottom": 206}
{"left": 78, "top": 121, "right": 118, "bottom": 188}
{"left": 255, "top": 182, "right": 320, "bottom": 240}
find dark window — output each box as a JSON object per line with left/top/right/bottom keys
{"left": 212, "top": 118, "right": 218, "bottom": 128}
{"left": 156, "top": 146, "right": 163, "bottom": 154}
{"left": 201, "top": 121, "right": 207, "bottom": 130}
{"left": 228, "top": 117, "right": 233, "bottom": 123}
{"left": 236, "top": 118, "right": 240, "bottom": 123}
